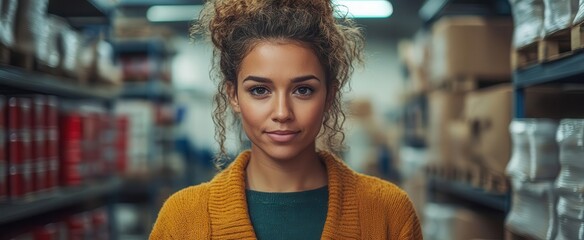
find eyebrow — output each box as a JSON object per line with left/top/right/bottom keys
{"left": 242, "top": 75, "right": 321, "bottom": 83}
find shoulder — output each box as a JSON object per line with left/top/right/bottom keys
{"left": 353, "top": 174, "right": 422, "bottom": 239}
{"left": 163, "top": 182, "right": 211, "bottom": 213}
{"left": 353, "top": 173, "right": 417, "bottom": 219}
{"left": 150, "top": 183, "right": 212, "bottom": 239}
{"left": 354, "top": 173, "right": 410, "bottom": 204}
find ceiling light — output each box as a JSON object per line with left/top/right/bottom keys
{"left": 147, "top": 1, "right": 393, "bottom": 23}
{"left": 147, "top": 5, "right": 203, "bottom": 22}
{"left": 334, "top": 0, "right": 393, "bottom": 18}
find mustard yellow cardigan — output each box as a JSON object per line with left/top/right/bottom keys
{"left": 150, "top": 150, "right": 423, "bottom": 239}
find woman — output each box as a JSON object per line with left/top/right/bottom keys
{"left": 150, "top": 0, "right": 422, "bottom": 239}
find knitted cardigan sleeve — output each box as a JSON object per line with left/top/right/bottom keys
{"left": 397, "top": 196, "right": 423, "bottom": 239}
{"left": 149, "top": 183, "right": 211, "bottom": 239}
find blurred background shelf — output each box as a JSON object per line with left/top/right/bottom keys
{"left": 48, "top": 0, "right": 112, "bottom": 27}
{"left": 122, "top": 81, "right": 174, "bottom": 101}
{"left": 419, "top": 0, "right": 511, "bottom": 26}
{"left": 513, "top": 52, "right": 584, "bottom": 88}
{"left": 0, "top": 65, "right": 121, "bottom": 100}
{"left": 428, "top": 177, "right": 509, "bottom": 212}
{"left": 0, "top": 177, "right": 123, "bottom": 225}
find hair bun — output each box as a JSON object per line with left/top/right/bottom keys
{"left": 194, "top": 0, "right": 335, "bottom": 43}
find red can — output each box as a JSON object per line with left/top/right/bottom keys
{"left": 8, "top": 97, "right": 33, "bottom": 199}
{"left": 92, "top": 208, "right": 109, "bottom": 240}
{"left": 31, "top": 95, "right": 47, "bottom": 193}
{"left": 67, "top": 213, "right": 91, "bottom": 240}
{"left": 46, "top": 96, "right": 59, "bottom": 190}
{"left": 33, "top": 223, "right": 59, "bottom": 240}
{"left": 0, "top": 96, "right": 6, "bottom": 201}
{"left": 60, "top": 112, "right": 82, "bottom": 187}
{"left": 115, "top": 116, "right": 129, "bottom": 174}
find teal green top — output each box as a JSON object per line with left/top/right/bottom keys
{"left": 246, "top": 186, "right": 329, "bottom": 240}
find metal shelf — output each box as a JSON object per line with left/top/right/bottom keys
{"left": 513, "top": 52, "right": 584, "bottom": 88}
{"left": 48, "top": 0, "right": 111, "bottom": 27}
{"left": 0, "top": 178, "right": 123, "bottom": 225}
{"left": 0, "top": 65, "right": 120, "bottom": 100}
{"left": 419, "top": 0, "right": 511, "bottom": 26}
{"left": 123, "top": 81, "right": 174, "bottom": 101}
{"left": 428, "top": 177, "right": 509, "bottom": 212}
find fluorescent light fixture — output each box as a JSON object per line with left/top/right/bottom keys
{"left": 147, "top": 1, "right": 393, "bottom": 22}
{"left": 147, "top": 5, "right": 204, "bottom": 22}
{"left": 333, "top": 0, "right": 393, "bottom": 18}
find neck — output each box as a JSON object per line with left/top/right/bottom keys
{"left": 245, "top": 146, "right": 328, "bottom": 192}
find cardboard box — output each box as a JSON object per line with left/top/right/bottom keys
{"left": 430, "top": 16, "right": 513, "bottom": 84}
{"left": 465, "top": 84, "right": 584, "bottom": 175}
{"left": 428, "top": 91, "right": 466, "bottom": 165}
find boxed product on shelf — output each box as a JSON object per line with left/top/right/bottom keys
{"left": 115, "top": 101, "right": 155, "bottom": 175}
{"left": 423, "top": 203, "right": 505, "bottom": 240}
{"left": 428, "top": 90, "right": 465, "bottom": 167}
{"left": 575, "top": 0, "right": 584, "bottom": 24}
{"left": 398, "top": 32, "right": 431, "bottom": 94}
{"left": 59, "top": 25, "right": 81, "bottom": 79}
{"left": 31, "top": 95, "right": 47, "bottom": 193}
{"left": 7, "top": 96, "right": 34, "bottom": 199}
{"left": 0, "top": 96, "right": 6, "bottom": 201}
{"left": 447, "top": 120, "right": 475, "bottom": 174}
{"left": 509, "top": 0, "right": 545, "bottom": 48}
{"left": 78, "top": 39, "right": 97, "bottom": 85}
{"left": 429, "top": 16, "right": 513, "bottom": 84}
{"left": 543, "top": 0, "right": 579, "bottom": 36}
{"left": 59, "top": 109, "right": 83, "bottom": 187}
{"left": 45, "top": 96, "right": 59, "bottom": 191}
{"left": 506, "top": 119, "right": 560, "bottom": 181}
{"left": 506, "top": 179, "right": 557, "bottom": 239}
{"left": 13, "top": 0, "right": 49, "bottom": 55}
{"left": 96, "top": 40, "right": 122, "bottom": 86}
{"left": 35, "top": 15, "right": 65, "bottom": 74}
{"left": 0, "top": 0, "right": 17, "bottom": 48}
{"left": 464, "top": 84, "right": 584, "bottom": 177}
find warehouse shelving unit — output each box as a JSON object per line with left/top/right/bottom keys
{"left": 415, "top": 0, "right": 514, "bottom": 217}
{"left": 0, "top": 1, "right": 130, "bottom": 238}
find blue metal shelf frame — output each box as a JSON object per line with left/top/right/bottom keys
{"left": 513, "top": 52, "right": 584, "bottom": 118}
{"left": 428, "top": 177, "right": 509, "bottom": 212}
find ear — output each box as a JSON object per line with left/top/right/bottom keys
{"left": 226, "top": 81, "right": 241, "bottom": 113}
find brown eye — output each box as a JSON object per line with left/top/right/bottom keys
{"left": 250, "top": 87, "right": 270, "bottom": 96}
{"left": 294, "top": 87, "right": 313, "bottom": 96}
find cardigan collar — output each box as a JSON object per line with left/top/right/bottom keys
{"left": 208, "top": 150, "right": 361, "bottom": 239}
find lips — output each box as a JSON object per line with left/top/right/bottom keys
{"left": 265, "top": 130, "right": 299, "bottom": 143}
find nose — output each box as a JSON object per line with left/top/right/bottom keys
{"left": 272, "top": 93, "right": 293, "bottom": 123}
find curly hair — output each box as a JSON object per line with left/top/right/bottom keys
{"left": 191, "top": 0, "right": 364, "bottom": 168}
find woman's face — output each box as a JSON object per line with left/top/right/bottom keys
{"left": 229, "top": 41, "right": 328, "bottom": 161}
